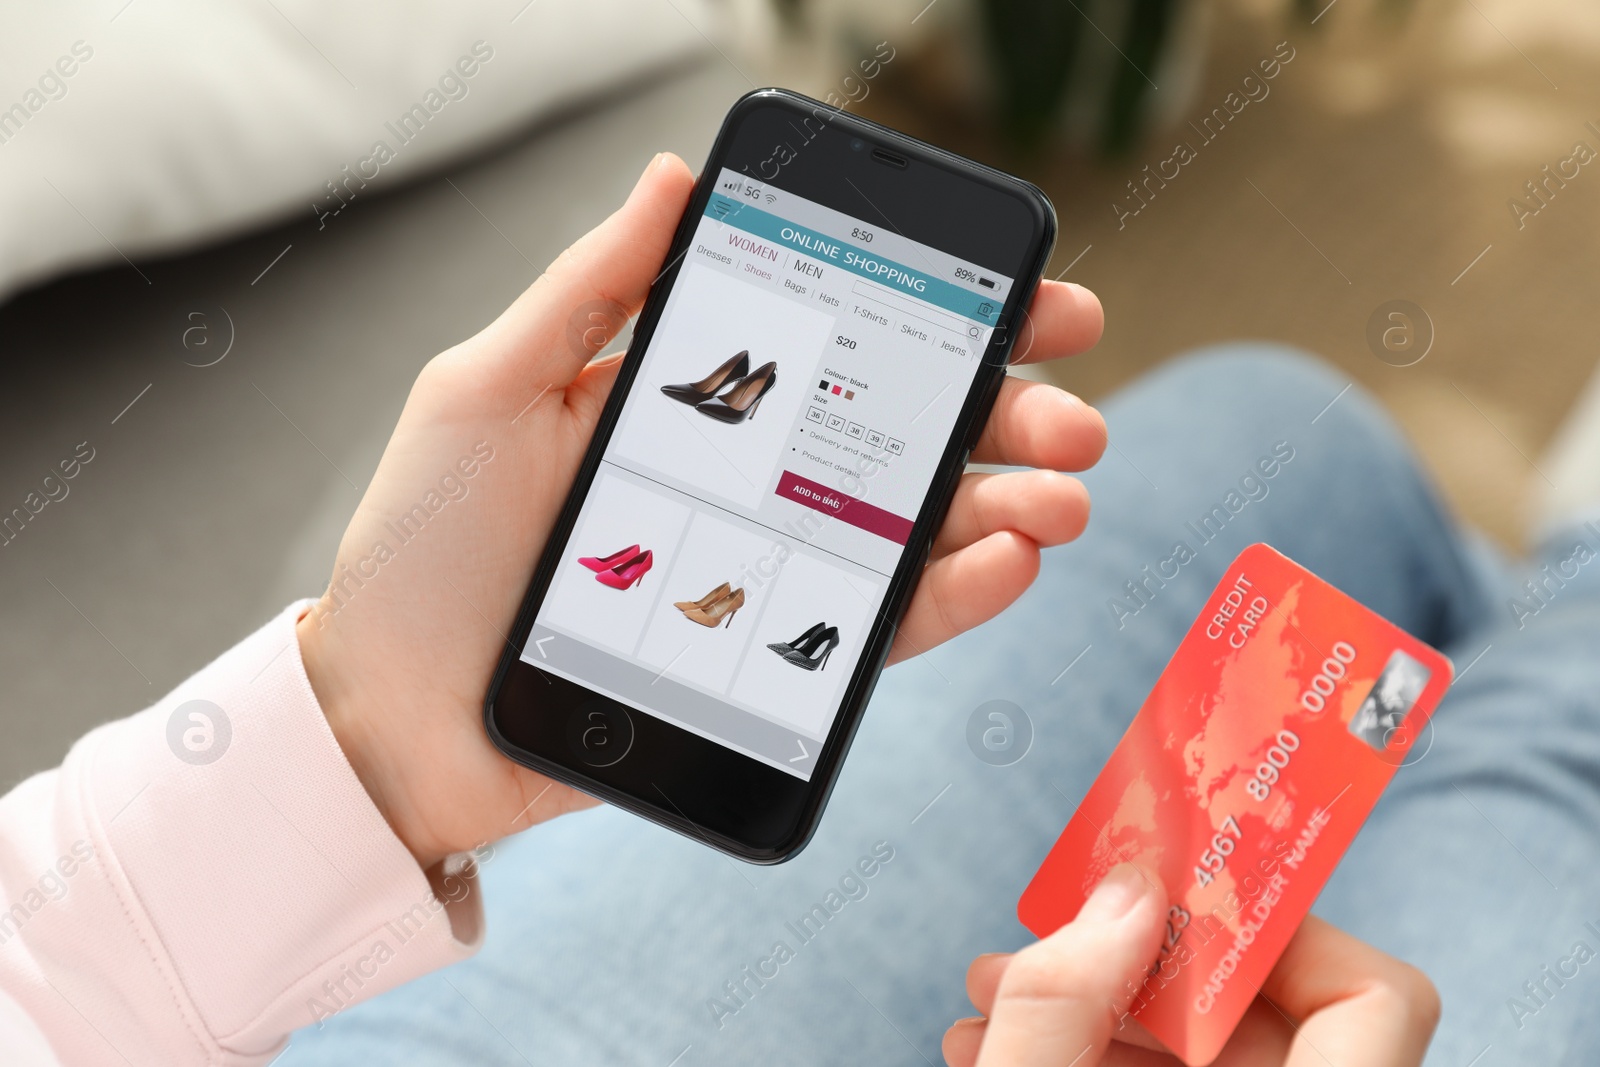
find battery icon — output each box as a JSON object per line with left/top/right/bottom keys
{"left": 978, "top": 277, "right": 996, "bottom": 289}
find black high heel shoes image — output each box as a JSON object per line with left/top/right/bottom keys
{"left": 661, "top": 350, "right": 749, "bottom": 405}
{"left": 767, "top": 622, "right": 824, "bottom": 657}
{"left": 696, "top": 361, "right": 777, "bottom": 424}
{"left": 774, "top": 624, "right": 839, "bottom": 672}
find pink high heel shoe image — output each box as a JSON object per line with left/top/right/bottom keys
{"left": 594, "top": 549, "right": 653, "bottom": 590}
{"left": 578, "top": 544, "right": 640, "bottom": 572}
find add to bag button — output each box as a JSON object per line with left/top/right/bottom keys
{"left": 774, "top": 470, "right": 913, "bottom": 545}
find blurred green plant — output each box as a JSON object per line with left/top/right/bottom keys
{"left": 775, "top": 0, "right": 1414, "bottom": 157}
{"left": 980, "top": 0, "right": 1414, "bottom": 156}
{"left": 979, "top": 0, "right": 1089, "bottom": 150}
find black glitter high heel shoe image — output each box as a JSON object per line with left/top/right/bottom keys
{"left": 777, "top": 625, "right": 838, "bottom": 671}
{"left": 767, "top": 622, "right": 825, "bottom": 657}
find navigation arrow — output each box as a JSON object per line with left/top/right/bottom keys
{"left": 534, "top": 636, "right": 554, "bottom": 659}
{"left": 789, "top": 739, "right": 808, "bottom": 764}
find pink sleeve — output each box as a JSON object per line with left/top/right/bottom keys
{"left": 0, "top": 602, "right": 484, "bottom": 1066}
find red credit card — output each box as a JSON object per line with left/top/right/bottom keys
{"left": 1018, "top": 543, "right": 1452, "bottom": 1066}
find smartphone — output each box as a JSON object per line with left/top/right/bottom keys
{"left": 485, "top": 88, "right": 1056, "bottom": 862}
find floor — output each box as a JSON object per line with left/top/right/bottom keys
{"left": 854, "top": 0, "right": 1598, "bottom": 550}
{"left": 3, "top": 0, "right": 1595, "bottom": 787}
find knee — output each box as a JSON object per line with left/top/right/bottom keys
{"left": 1146, "top": 343, "right": 1348, "bottom": 411}
{"left": 1095, "top": 341, "right": 1423, "bottom": 505}
{"left": 1115, "top": 342, "right": 1400, "bottom": 445}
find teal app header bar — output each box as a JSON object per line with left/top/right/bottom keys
{"left": 702, "top": 196, "right": 1001, "bottom": 326}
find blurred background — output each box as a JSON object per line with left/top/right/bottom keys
{"left": 0, "top": 0, "right": 1593, "bottom": 788}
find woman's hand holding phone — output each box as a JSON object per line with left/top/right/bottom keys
{"left": 295, "top": 153, "right": 1110, "bottom": 871}
{"left": 944, "top": 865, "right": 1440, "bottom": 1067}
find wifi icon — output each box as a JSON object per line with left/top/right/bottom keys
{"left": 764, "top": 193, "right": 777, "bottom": 204}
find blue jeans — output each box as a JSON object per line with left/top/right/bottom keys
{"left": 294, "top": 347, "right": 1600, "bottom": 1065}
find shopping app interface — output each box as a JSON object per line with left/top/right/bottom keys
{"left": 525, "top": 168, "right": 1012, "bottom": 779}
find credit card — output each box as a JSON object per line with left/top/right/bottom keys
{"left": 1017, "top": 543, "right": 1452, "bottom": 1066}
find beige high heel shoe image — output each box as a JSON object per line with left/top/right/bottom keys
{"left": 673, "top": 582, "right": 730, "bottom": 614}
{"left": 681, "top": 586, "right": 746, "bottom": 629}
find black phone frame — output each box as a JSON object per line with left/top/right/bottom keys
{"left": 485, "top": 88, "right": 1057, "bottom": 863}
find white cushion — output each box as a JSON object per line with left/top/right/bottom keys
{"left": 0, "top": 0, "right": 710, "bottom": 302}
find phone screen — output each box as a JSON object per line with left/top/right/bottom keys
{"left": 519, "top": 167, "right": 1013, "bottom": 780}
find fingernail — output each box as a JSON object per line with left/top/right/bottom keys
{"left": 1079, "top": 863, "right": 1150, "bottom": 922}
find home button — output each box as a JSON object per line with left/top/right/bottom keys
{"left": 566, "top": 700, "right": 634, "bottom": 767}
